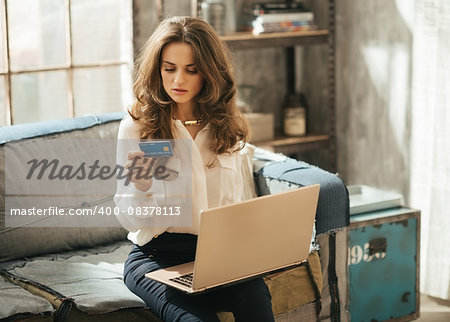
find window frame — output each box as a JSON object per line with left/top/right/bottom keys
{"left": 0, "top": 0, "right": 132, "bottom": 125}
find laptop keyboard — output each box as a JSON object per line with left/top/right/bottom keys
{"left": 169, "top": 273, "right": 194, "bottom": 287}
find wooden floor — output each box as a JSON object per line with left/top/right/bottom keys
{"left": 416, "top": 295, "right": 450, "bottom": 322}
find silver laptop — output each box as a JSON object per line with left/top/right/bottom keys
{"left": 145, "top": 184, "right": 320, "bottom": 294}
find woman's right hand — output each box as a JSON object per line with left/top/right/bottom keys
{"left": 125, "top": 150, "right": 153, "bottom": 192}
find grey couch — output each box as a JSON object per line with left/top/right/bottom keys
{"left": 0, "top": 113, "right": 350, "bottom": 321}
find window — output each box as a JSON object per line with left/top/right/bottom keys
{"left": 0, "top": 0, "right": 133, "bottom": 126}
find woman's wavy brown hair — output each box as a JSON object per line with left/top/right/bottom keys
{"left": 129, "top": 16, "right": 248, "bottom": 154}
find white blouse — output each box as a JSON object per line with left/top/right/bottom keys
{"left": 113, "top": 115, "right": 244, "bottom": 246}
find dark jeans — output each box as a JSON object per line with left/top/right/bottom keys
{"left": 123, "top": 232, "right": 275, "bottom": 322}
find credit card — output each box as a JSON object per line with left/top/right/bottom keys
{"left": 138, "top": 141, "right": 173, "bottom": 157}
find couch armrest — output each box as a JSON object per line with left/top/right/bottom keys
{"left": 252, "top": 148, "right": 349, "bottom": 235}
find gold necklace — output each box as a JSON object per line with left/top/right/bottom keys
{"left": 182, "top": 118, "right": 202, "bottom": 126}
{"left": 174, "top": 114, "right": 203, "bottom": 126}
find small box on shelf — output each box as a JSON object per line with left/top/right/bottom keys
{"left": 348, "top": 185, "right": 403, "bottom": 215}
{"left": 244, "top": 113, "right": 274, "bottom": 143}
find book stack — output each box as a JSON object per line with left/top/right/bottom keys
{"left": 252, "top": 2, "right": 316, "bottom": 35}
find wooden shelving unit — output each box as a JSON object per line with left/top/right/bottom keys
{"left": 255, "top": 133, "right": 330, "bottom": 155}
{"left": 257, "top": 133, "right": 330, "bottom": 148}
{"left": 221, "top": 27, "right": 335, "bottom": 167}
{"left": 197, "top": 0, "right": 336, "bottom": 171}
{"left": 221, "top": 29, "right": 329, "bottom": 50}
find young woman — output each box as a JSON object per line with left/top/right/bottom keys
{"left": 114, "top": 16, "right": 274, "bottom": 321}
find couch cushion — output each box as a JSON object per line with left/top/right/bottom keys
{"left": 1, "top": 241, "right": 145, "bottom": 315}
{"left": 0, "top": 112, "right": 125, "bottom": 145}
{"left": 0, "top": 276, "right": 53, "bottom": 321}
{"left": 0, "top": 115, "right": 128, "bottom": 262}
{"left": 1, "top": 241, "right": 162, "bottom": 320}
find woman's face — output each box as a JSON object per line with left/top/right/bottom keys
{"left": 160, "top": 42, "right": 204, "bottom": 108}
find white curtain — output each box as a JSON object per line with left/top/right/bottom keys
{"left": 410, "top": 0, "right": 450, "bottom": 300}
